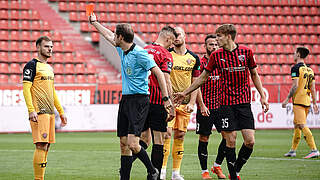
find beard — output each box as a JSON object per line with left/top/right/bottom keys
{"left": 206, "top": 49, "right": 213, "bottom": 56}
{"left": 174, "top": 42, "right": 183, "bottom": 48}
{"left": 40, "top": 51, "right": 51, "bottom": 58}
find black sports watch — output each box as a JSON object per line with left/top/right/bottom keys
{"left": 162, "top": 96, "right": 169, "bottom": 101}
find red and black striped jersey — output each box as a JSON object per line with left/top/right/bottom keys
{"left": 205, "top": 45, "right": 257, "bottom": 105}
{"left": 144, "top": 43, "right": 173, "bottom": 105}
{"left": 197, "top": 56, "right": 220, "bottom": 110}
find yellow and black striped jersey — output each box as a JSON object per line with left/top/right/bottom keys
{"left": 169, "top": 49, "right": 201, "bottom": 104}
{"left": 23, "top": 58, "right": 58, "bottom": 114}
{"left": 291, "top": 62, "right": 315, "bottom": 107}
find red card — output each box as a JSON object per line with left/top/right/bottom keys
{"left": 86, "top": 4, "right": 94, "bottom": 17}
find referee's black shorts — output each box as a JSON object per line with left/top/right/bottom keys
{"left": 117, "top": 94, "right": 150, "bottom": 137}
{"left": 196, "top": 109, "right": 220, "bottom": 135}
{"left": 142, "top": 104, "right": 168, "bottom": 132}
{"left": 216, "top": 103, "right": 255, "bottom": 132}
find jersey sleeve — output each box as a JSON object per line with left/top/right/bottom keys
{"left": 291, "top": 65, "right": 300, "bottom": 79}
{"left": 160, "top": 52, "right": 173, "bottom": 73}
{"left": 192, "top": 54, "right": 201, "bottom": 77}
{"left": 53, "top": 88, "right": 65, "bottom": 115}
{"left": 23, "top": 81, "right": 35, "bottom": 113}
{"left": 248, "top": 49, "right": 257, "bottom": 69}
{"left": 22, "top": 60, "right": 36, "bottom": 82}
{"left": 205, "top": 52, "right": 217, "bottom": 72}
{"left": 139, "top": 49, "right": 156, "bottom": 70}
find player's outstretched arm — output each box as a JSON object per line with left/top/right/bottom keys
{"left": 151, "top": 66, "right": 175, "bottom": 121}
{"left": 174, "top": 70, "right": 209, "bottom": 106}
{"left": 250, "top": 68, "right": 269, "bottom": 112}
{"left": 310, "top": 80, "right": 319, "bottom": 114}
{"left": 89, "top": 13, "right": 116, "bottom": 46}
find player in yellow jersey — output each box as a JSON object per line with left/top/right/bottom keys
{"left": 160, "top": 27, "right": 201, "bottom": 180}
{"left": 282, "top": 46, "right": 319, "bottom": 159}
{"left": 23, "top": 36, "right": 67, "bottom": 180}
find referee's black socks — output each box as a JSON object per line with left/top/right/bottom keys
{"left": 151, "top": 144, "right": 164, "bottom": 174}
{"left": 120, "top": 155, "right": 133, "bottom": 180}
{"left": 132, "top": 140, "right": 148, "bottom": 163}
{"left": 134, "top": 147, "right": 156, "bottom": 174}
{"left": 198, "top": 140, "right": 208, "bottom": 170}
{"left": 225, "top": 146, "right": 237, "bottom": 180}
{"left": 235, "top": 143, "right": 253, "bottom": 173}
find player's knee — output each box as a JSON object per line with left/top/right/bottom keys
{"left": 36, "top": 142, "right": 48, "bottom": 151}
{"left": 174, "top": 131, "right": 185, "bottom": 140}
{"left": 244, "top": 140, "right": 255, "bottom": 148}
{"left": 199, "top": 135, "right": 209, "bottom": 142}
{"left": 128, "top": 142, "right": 140, "bottom": 153}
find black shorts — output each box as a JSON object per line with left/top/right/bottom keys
{"left": 143, "top": 104, "right": 168, "bottom": 132}
{"left": 216, "top": 103, "right": 255, "bottom": 131}
{"left": 117, "top": 94, "right": 150, "bottom": 137}
{"left": 196, "top": 109, "right": 220, "bottom": 135}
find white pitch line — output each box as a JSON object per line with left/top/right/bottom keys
{"left": 0, "top": 149, "right": 319, "bottom": 162}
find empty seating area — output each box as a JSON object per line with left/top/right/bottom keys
{"left": 0, "top": 0, "right": 107, "bottom": 84}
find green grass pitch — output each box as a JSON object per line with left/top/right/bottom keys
{"left": 0, "top": 130, "right": 319, "bottom": 180}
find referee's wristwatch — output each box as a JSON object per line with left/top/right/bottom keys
{"left": 162, "top": 96, "right": 169, "bottom": 102}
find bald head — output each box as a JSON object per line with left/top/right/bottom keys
{"left": 173, "top": 27, "right": 186, "bottom": 47}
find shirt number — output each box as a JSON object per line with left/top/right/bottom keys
{"left": 222, "top": 118, "right": 229, "bottom": 128}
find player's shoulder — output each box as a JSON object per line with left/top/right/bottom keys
{"left": 186, "top": 49, "right": 199, "bottom": 60}
{"left": 238, "top": 45, "right": 253, "bottom": 52}
{"left": 24, "top": 58, "right": 38, "bottom": 68}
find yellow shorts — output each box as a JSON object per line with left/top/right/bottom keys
{"left": 30, "top": 114, "right": 55, "bottom": 144}
{"left": 167, "top": 105, "right": 191, "bottom": 132}
{"left": 293, "top": 105, "right": 309, "bottom": 125}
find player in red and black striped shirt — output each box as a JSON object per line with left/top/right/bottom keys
{"left": 174, "top": 24, "right": 269, "bottom": 180}
{"left": 134, "top": 26, "right": 177, "bottom": 176}
{"left": 195, "top": 34, "right": 226, "bottom": 179}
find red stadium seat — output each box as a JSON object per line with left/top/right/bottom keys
{"left": 258, "top": 54, "right": 268, "bottom": 64}
{"left": 54, "top": 42, "right": 63, "bottom": 52}
{"left": 274, "top": 75, "right": 283, "bottom": 83}
{"left": 244, "top": 34, "right": 253, "bottom": 44}
{"left": 21, "top": 41, "right": 32, "bottom": 52}
{"left": 80, "top": 22, "right": 89, "bottom": 32}
{"left": 9, "top": 31, "right": 19, "bottom": 41}
{"left": 286, "top": 16, "right": 294, "bottom": 25}
{"left": 291, "top": 35, "right": 299, "bottom": 44}
{"left": 53, "top": 64, "right": 64, "bottom": 74}
{"left": 20, "top": 10, "right": 30, "bottom": 20}
{"left": 186, "top": 24, "right": 196, "bottom": 33}
{"left": 284, "top": 75, "right": 291, "bottom": 83}
{"left": 65, "top": 75, "right": 75, "bottom": 83}
{"left": 0, "top": 52, "right": 8, "bottom": 61}
{"left": 0, "top": 63, "right": 9, "bottom": 73}
{"left": 78, "top": 12, "right": 87, "bottom": 22}
{"left": 10, "top": 20, "right": 19, "bottom": 30}
{"left": 42, "top": 21, "right": 51, "bottom": 31}
{"left": 0, "top": 41, "right": 8, "bottom": 51}
{"left": 10, "top": 10, "right": 19, "bottom": 20}
{"left": 31, "top": 21, "right": 41, "bottom": 30}
{"left": 301, "top": 35, "right": 308, "bottom": 44}
{"left": 10, "top": 63, "right": 20, "bottom": 73}
{"left": 310, "top": 65, "right": 319, "bottom": 74}
{"left": 75, "top": 64, "right": 85, "bottom": 74}
{"left": 10, "top": 52, "right": 19, "bottom": 62}
{"left": 98, "top": 74, "right": 108, "bottom": 84}
{"left": 256, "top": 44, "right": 265, "bottom": 53}
{"left": 59, "top": 2, "right": 67, "bottom": 11}
{"left": 308, "top": 55, "right": 316, "bottom": 64}
{"left": 21, "top": 52, "right": 31, "bottom": 62}
{"left": 10, "top": 41, "right": 19, "bottom": 51}
{"left": 310, "top": 7, "right": 318, "bottom": 15}
{"left": 69, "top": 12, "right": 78, "bottom": 21}
{"left": 310, "top": 35, "right": 318, "bottom": 44}
{"left": 278, "top": 54, "right": 288, "bottom": 64}
{"left": 127, "top": 4, "right": 136, "bottom": 13}
{"left": 313, "top": 45, "right": 320, "bottom": 54}
{"left": 282, "top": 64, "right": 291, "bottom": 75}
{"left": 269, "top": 25, "right": 278, "bottom": 34}
{"left": 54, "top": 75, "right": 64, "bottom": 83}
{"left": 264, "top": 35, "right": 272, "bottom": 44}
{"left": 91, "top": 32, "right": 99, "bottom": 42}
{"left": 254, "top": 34, "right": 263, "bottom": 44}
{"left": 273, "top": 35, "right": 281, "bottom": 44}
{"left": 87, "top": 64, "right": 96, "bottom": 74}
{"left": 263, "top": 75, "right": 274, "bottom": 83}
{"left": 0, "top": 74, "right": 8, "bottom": 84}
{"left": 18, "top": 31, "right": 30, "bottom": 42}
{"left": 64, "top": 53, "right": 74, "bottom": 63}
{"left": 87, "top": 74, "right": 96, "bottom": 83}
{"left": 260, "top": 25, "right": 269, "bottom": 34}
{"left": 0, "top": 10, "right": 8, "bottom": 19}
{"left": 10, "top": 74, "right": 20, "bottom": 83}
{"left": 236, "top": 34, "right": 244, "bottom": 43}
{"left": 76, "top": 75, "right": 86, "bottom": 83}
{"left": 306, "top": 25, "right": 316, "bottom": 34}
{"left": 268, "top": 54, "right": 278, "bottom": 64}
{"left": 65, "top": 64, "right": 75, "bottom": 74}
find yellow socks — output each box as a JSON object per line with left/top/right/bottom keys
{"left": 302, "top": 127, "right": 317, "bottom": 150}
{"left": 291, "top": 128, "right": 301, "bottom": 150}
{"left": 33, "top": 148, "right": 47, "bottom": 180}
{"left": 162, "top": 138, "right": 171, "bottom": 169}
{"left": 172, "top": 139, "right": 184, "bottom": 171}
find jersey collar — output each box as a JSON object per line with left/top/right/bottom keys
{"left": 124, "top": 43, "right": 136, "bottom": 55}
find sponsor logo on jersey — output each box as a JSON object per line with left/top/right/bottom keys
{"left": 23, "top": 69, "right": 33, "bottom": 79}
{"left": 238, "top": 55, "right": 245, "bottom": 62}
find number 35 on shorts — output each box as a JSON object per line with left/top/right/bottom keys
{"left": 221, "top": 118, "right": 229, "bottom": 128}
